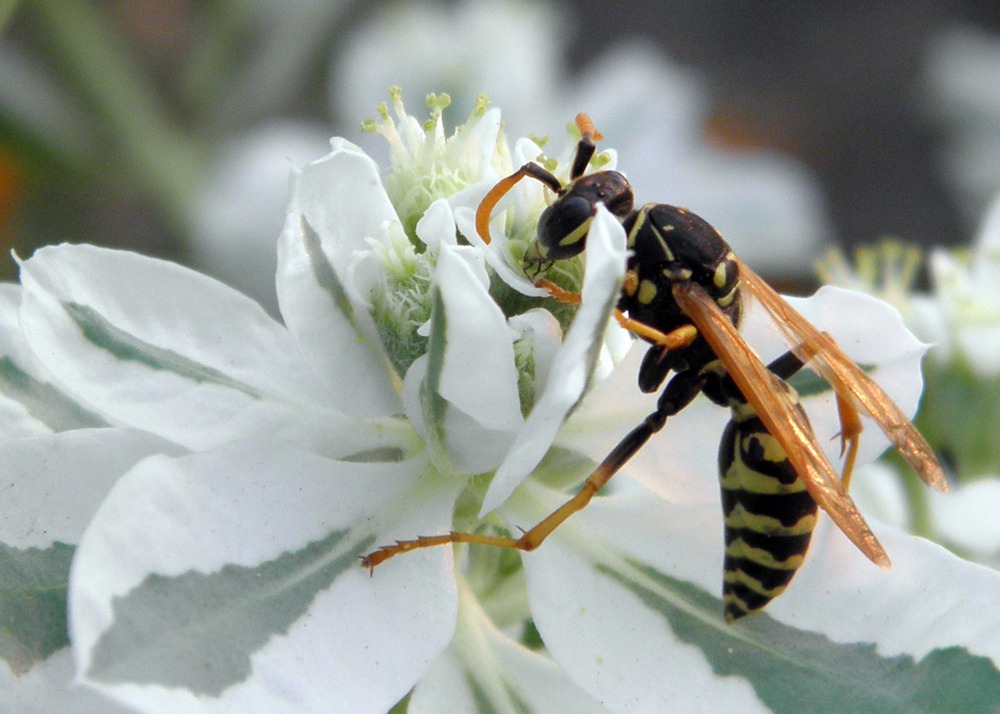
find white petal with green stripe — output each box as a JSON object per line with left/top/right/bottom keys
{"left": 0, "top": 284, "right": 105, "bottom": 435}
{"left": 0, "top": 428, "right": 178, "bottom": 692}
{"left": 510, "top": 482, "right": 1000, "bottom": 713}
{"left": 17, "top": 245, "right": 341, "bottom": 450}
{"left": 70, "top": 441, "right": 460, "bottom": 714}
{"left": 277, "top": 141, "right": 401, "bottom": 418}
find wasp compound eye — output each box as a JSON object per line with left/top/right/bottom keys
{"left": 536, "top": 195, "right": 594, "bottom": 260}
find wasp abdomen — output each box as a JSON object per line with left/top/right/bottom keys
{"left": 718, "top": 411, "right": 819, "bottom": 621}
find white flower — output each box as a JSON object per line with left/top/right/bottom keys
{"left": 3, "top": 95, "right": 1000, "bottom": 713}
{"left": 912, "top": 192, "right": 1000, "bottom": 377}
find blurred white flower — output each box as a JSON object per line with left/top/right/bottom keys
{"left": 924, "top": 25, "right": 1000, "bottom": 221}
{"left": 913, "top": 192, "right": 1000, "bottom": 377}
{"left": 929, "top": 478, "right": 1000, "bottom": 564}
{"left": 820, "top": 190, "right": 1000, "bottom": 560}
{"left": 331, "top": 0, "right": 833, "bottom": 275}
{"left": 190, "top": 121, "right": 331, "bottom": 314}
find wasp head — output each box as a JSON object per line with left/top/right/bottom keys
{"left": 528, "top": 170, "right": 634, "bottom": 264}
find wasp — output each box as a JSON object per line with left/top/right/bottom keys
{"left": 362, "top": 114, "right": 947, "bottom": 621}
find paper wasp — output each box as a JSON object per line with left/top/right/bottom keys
{"left": 362, "top": 114, "right": 947, "bottom": 620}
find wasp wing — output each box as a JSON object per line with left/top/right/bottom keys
{"left": 672, "top": 280, "right": 891, "bottom": 568}
{"left": 738, "top": 264, "right": 946, "bottom": 493}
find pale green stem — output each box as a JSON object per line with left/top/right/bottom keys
{"left": 31, "top": 0, "right": 204, "bottom": 231}
{"left": 0, "top": 0, "right": 21, "bottom": 31}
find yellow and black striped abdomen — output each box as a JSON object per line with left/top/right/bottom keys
{"left": 718, "top": 408, "right": 818, "bottom": 622}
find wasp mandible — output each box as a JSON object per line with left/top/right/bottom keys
{"left": 362, "top": 114, "right": 946, "bottom": 621}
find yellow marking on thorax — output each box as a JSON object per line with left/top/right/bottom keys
{"left": 637, "top": 279, "right": 658, "bottom": 305}
{"left": 649, "top": 220, "right": 675, "bottom": 261}
{"left": 716, "top": 285, "right": 738, "bottom": 308}
{"left": 713, "top": 257, "right": 732, "bottom": 289}
{"left": 623, "top": 270, "right": 639, "bottom": 297}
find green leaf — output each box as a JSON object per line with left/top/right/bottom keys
{"left": 86, "top": 528, "right": 373, "bottom": 695}
{"left": 0, "top": 542, "right": 73, "bottom": 675}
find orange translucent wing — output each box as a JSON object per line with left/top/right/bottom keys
{"left": 737, "top": 264, "right": 947, "bottom": 494}
{"left": 672, "top": 281, "right": 891, "bottom": 568}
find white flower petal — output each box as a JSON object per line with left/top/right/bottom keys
{"left": 929, "top": 477, "right": 1000, "bottom": 556}
{"left": 0, "top": 428, "right": 177, "bottom": 679}
{"left": 286, "top": 139, "right": 399, "bottom": 273}
{"left": 0, "top": 648, "right": 132, "bottom": 714}
{"left": 18, "top": 245, "right": 335, "bottom": 450}
{"left": 508, "top": 308, "right": 563, "bottom": 395}
{"left": 482, "top": 205, "right": 627, "bottom": 515}
{"left": 555, "top": 340, "right": 720, "bottom": 505}
{"left": 848, "top": 462, "right": 913, "bottom": 532}
{"left": 276, "top": 213, "right": 400, "bottom": 417}
{"left": 416, "top": 197, "right": 459, "bottom": 251}
{"left": 0, "top": 283, "right": 104, "bottom": 435}
{"left": 777, "top": 287, "right": 929, "bottom": 468}
{"left": 511, "top": 487, "right": 766, "bottom": 712}
{"left": 70, "top": 441, "right": 460, "bottom": 714}
{"left": 0, "top": 396, "right": 52, "bottom": 437}
{"left": 434, "top": 243, "right": 522, "bottom": 432}
{"left": 410, "top": 580, "right": 610, "bottom": 714}
{"left": 0, "top": 428, "right": 174, "bottom": 549}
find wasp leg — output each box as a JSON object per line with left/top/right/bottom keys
{"left": 535, "top": 278, "right": 581, "bottom": 305}
{"left": 361, "top": 369, "right": 706, "bottom": 571}
{"left": 535, "top": 278, "right": 697, "bottom": 352}
{"left": 616, "top": 313, "right": 699, "bottom": 351}
{"left": 784, "top": 334, "right": 863, "bottom": 490}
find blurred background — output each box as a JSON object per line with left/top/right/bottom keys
{"left": 2, "top": 0, "right": 1000, "bottom": 311}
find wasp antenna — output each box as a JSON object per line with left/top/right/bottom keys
{"left": 575, "top": 113, "right": 603, "bottom": 143}
{"left": 475, "top": 163, "right": 564, "bottom": 244}
{"left": 570, "top": 113, "right": 602, "bottom": 180}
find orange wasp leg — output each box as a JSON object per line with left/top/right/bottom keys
{"left": 361, "top": 419, "right": 662, "bottom": 571}
{"left": 360, "top": 316, "right": 702, "bottom": 572}
{"left": 535, "top": 278, "right": 699, "bottom": 352}
{"left": 834, "top": 393, "right": 862, "bottom": 490}
{"left": 786, "top": 331, "right": 864, "bottom": 491}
